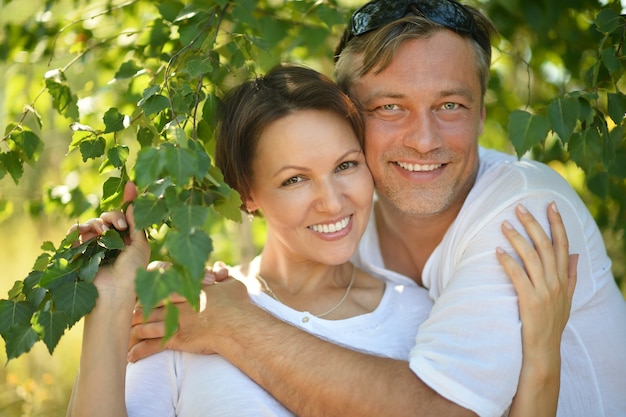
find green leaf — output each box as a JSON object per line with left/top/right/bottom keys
{"left": 0, "top": 300, "right": 36, "bottom": 337}
{"left": 157, "top": 0, "right": 184, "bottom": 22}
{"left": 50, "top": 280, "right": 98, "bottom": 328}
{"left": 164, "top": 302, "right": 179, "bottom": 341}
{"left": 4, "top": 325, "right": 39, "bottom": 360}
{"left": 607, "top": 93, "right": 626, "bottom": 126}
{"left": 587, "top": 171, "right": 609, "bottom": 199}
{"left": 114, "top": 60, "right": 142, "bottom": 79}
{"left": 78, "top": 251, "right": 105, "bottom": 282}
{"left": 103, "top": 107, "right": 126, "bottom": 133}
{"left": 186, "top": 57, "right": 213, "bottom": 78}
{"left": 133, "top": 194, "right": 169, "bottom": 230}
{"left": 0, "top": 150, "right": 24, "bottom": 184}
{"left": 165, "top": 146, "right": 198, "bottom": 185}
{"left": 107, "top": 145, "right": 130, "bottom": 168}
{"left": 201, "top": 93, "right": 220, "bottom": 130}
{"left": 45, "top": 78, "right": 79, "bottom": 120}
{"left": 6, "top": 281, "right": 24, "bottom": 300}
{"left": 79, "top": 136, "right": 106, "bottom": 161}
{"left": 25, "top": 287, "right": 47, "bottom": 309}
{"left": 174, "top": 269, "right": 201, "bottom": 311}
{"left": 507, "top": 110, "right": 550, "bottom": 156}
{"left": 569, "top": 129, "right": 603, "bottom": 172}
{"left": 11, "top": 129, "right": 43, "bottom": 163}
{"left": 101, "top": 176, "right": 126, "bottom": 209}
{"left": 166, "top": 229, "right": 212, "bottom": 279}
{"left": 99, "top": 229, "right": 126, "bottom": 250}
{"left": 139, "top": 94, "right": 170, "bottom": 117}
{"left": 134, "top": 147, "right": 165, "bottom": 189}
{"left": 24, "top": 270, "right": 44, "bottom": 289}
{"left": 171, "top": 205, "right": 208, "bottom": 232}
{"left": 135, "top": 268, "right": 180, "bottom": 317}
{"left": 595, "top": 9, "right": 621, "bottom": 33}
{"left": 601, "top": 47, "right": 621, "bottom": 75}
{"left": 39, "top": 258, "right": 78, "bottom": 289}
{"left": 547, "top": 97, "right": 580, "bottom": 142}
{"left": 213, "top": 185, "right": 243, "bottom": 222}
{"left": 137, "top": 126, "right": 157, "bottom": 148}
{"left": 36, "top": 310, "right": 69, "bottom": 354}
{"left": 60, "top": 228, "right": 80, "bottom": 250}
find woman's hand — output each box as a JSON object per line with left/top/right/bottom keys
{"left": 67, "top": 182, "right": 150, "bottom": 309}
{"left": 496, "top": 202, "right": 577, "bottom": 347}
{"left": 496, "top": 202, "right": 578, "bottom": 417}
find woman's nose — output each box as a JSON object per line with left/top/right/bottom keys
{"left": 314, "top": 180, "right": 343, "bottom": 213}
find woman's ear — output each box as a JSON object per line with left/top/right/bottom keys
{"left": 244, "top": 193, "right": 259, "bottom": 213}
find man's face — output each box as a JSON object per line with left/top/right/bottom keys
{"left": 350, "top": 31, "right": 485, "bottom": 219}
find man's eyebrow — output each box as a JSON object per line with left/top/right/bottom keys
{"left": 358, "top": 90, "right": 407, "bottom": 107}
{"left": 437, "top": 87, "right": 476, "bottom": 102}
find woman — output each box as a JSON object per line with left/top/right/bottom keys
{"left": 66, "top": 64, "right": 574, "bottom": 417}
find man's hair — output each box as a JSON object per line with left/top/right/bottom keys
{"left": 334, "top": 5, "right": 497, "bottom": 100}
{"left": 215, "top": 64, "right": 365, "bottom": 204}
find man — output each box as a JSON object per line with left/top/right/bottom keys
{"left": 130, "top": 1, "right": 626, "bottom": 416}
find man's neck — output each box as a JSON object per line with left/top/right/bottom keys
{"left": 374, "top": 198, "right": 460, "bottom": 287}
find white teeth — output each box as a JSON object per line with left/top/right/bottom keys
{"left": 397, "top": 162, "right": 442, "bottom": 172}
{"left": 310, "top": 216, "right": 350, "bottom": 234}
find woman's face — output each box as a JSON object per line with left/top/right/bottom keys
{"left": 247, "top": 109, "right": 373, "bottom": 266}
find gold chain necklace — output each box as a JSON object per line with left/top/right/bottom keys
{"left": 255, "top": 263, "right": 356, "bottom": 318}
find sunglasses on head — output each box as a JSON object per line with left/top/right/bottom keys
{"left": 335, "top": 0, "right": 476, "bottom": 61}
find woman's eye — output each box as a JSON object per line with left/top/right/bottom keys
{"left": 281, "top": 176, "right": 303, "bottom": 186}
{"left": 336, "top": 161, "right": 357, "bottom": 172}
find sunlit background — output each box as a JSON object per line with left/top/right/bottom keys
{"left": 1, "top": 0, "right": 624, "bottom": 415}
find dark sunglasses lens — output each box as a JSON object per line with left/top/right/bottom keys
{"left": 417, "top": 0, "right": 474, "bottom": 32}
{"left": 351, "top": 1, "right": 407, "bottom": 36}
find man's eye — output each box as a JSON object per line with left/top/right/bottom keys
{"left": 381, "top": 104, "right": 398, "bottom": 111}
{"left": 442, "top": 102, "right": 459, "bottom": 110}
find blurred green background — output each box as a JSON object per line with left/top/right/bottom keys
{"left": 1, "top": 0, "right": 625, "bottom": 415}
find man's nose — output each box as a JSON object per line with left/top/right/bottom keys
{"left": 402, "top": 111, "right": 443, "bottom": 153}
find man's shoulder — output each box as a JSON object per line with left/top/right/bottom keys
{"left": 477, "top": 147, "right": 568, "bottom": 192}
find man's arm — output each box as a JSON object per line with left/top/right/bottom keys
{"left": 132, "top": 280, "right": 476, "bottom": 417}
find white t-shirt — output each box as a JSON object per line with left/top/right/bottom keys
{"left": 354, "top": 147, "right": 626, "bottom": 417}
{"left": 125, "top": 267, "right": 432, "bottom": 416}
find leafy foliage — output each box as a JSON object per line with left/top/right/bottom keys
{"left": 0, "top": 228, "right": 123, "bottom": 359}
{"left": 0, "top": 0, "right": 624, "bottom": 360}
{"left": 0, "top": 0, "right": 345, "bottom": 359}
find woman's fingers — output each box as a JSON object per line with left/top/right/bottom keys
{"left": 499, "top": 220, "right": 545, "bottom": 289}
{"left": 497, "top": 202, "right": 578, "bottom": 325}
{"left": 547, "top": 202, "right": 572, "bottom": 292}
{"left": 567, "top": 254, "right": 578, "bottom": 302}
{"left": 496, "top": 246, "right": 531, "bottom": 294}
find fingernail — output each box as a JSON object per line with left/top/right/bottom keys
{"left": 502, "top": 220, "right": 514, "bottom": 230}
{"left": 202, "top": 273, "right": 216, "bottom": 285}
{"left": 496, "top": 247, "right": 505, "bottom": 255}
{"left": 550, "top": 201, "right": 559, "bottom": 213}
{"left": 516, "top": 204, "right": 528, "bottom": 214}
{"left": 117, "top": 218, "right": 128, "bottom": 229}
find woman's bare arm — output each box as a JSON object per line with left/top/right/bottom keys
{"left": 66, "top": 183, "right": 150, "bottom": 417}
